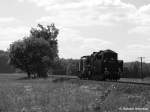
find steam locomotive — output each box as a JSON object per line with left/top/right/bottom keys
{"left": 78, "top": 49, "right": 123, "bottom": 81}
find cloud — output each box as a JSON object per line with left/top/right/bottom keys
{"left": 17, "top": 0, "right": 150, "bottom": 33}
{"left": 57, "top": 28, "right": 112, "bottom": 58}
{"left": 128, "top": 4, "right": 150, "bottom": 35}
{"left": 58, "top": 28, "right": 85, "bottom": 58}
{"left": 17, "top": 0, "right": 150, "bottom": 60}
{"left": 0, "top": 26, "right": 30, "bottom": 50}
{"left": 36, "top": 14, "right": 115, "bottom": 27}
{"left": 32, "top": 0, "right": 136, "bottom": 59}
{"left": 20, "top": 0, "right": 136, "bottom": 27}
{"left": 0, "top": 41, "right": 13, "bottom": 51}
{"left": 128, "top": 44, "right": 150, "bottom": 50}
{"left": 133, "top": 5, "right": 150, "bottom": 26}
{"left": 117, "top": 44, "right": 150, "bottom": 61}
{"left": 128, "top": 26, "right": 150, "bottom": 35}
{"left": 126, "top": 44, "right": 150, "bottom": 56}
{"left": 0, "top": 26, "right": 30, "bottom": 41}
{"left": 0, "top": 17, "right": 16, "bottom": 23}
{"left": 18, "top": 0, "right": 134, "bottom": 10}
{"left": 81, "top": 38, "right": 112, "bottom": 51}
{"left": 0, "top": 16, "right": 29, "bottom": 50}
{"left": 139, "top": 4, "right": 150, "bottom": 15}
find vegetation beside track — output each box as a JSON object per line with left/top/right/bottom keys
{"left": 0, "top": 73, "right": 149, "bottom": 112}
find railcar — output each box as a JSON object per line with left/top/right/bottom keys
{"left": 78, "top": 49, "right": 123, "bottom": 81}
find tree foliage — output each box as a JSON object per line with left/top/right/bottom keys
{"left": 9, "top": 24, "right": 59, "bottom": 78}
{"left": 52, "top": 58, "right": 79, "bottom": 75}
{"left": 123, "top": 61, "right": 150, "bottom": 78}
{"left": 30, "top": 24, "right": 59, "bottom": 58}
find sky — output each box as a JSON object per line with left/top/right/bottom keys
{"left": 1, "top": 0, "right": 150, "bottom": 62}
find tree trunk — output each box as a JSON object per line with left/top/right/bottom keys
{"left": 37, "top": 69, "right": 48, "bottom": 78}
{"left": 27, "top": 72, "right": 31, "bottom": 79}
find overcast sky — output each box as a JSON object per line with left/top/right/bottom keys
{"left": 1, "top": 0, "right": 150, "bottom": 62}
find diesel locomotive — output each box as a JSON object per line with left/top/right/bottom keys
{"left": 78, "top": 49, "right": 123, "bottom": 81}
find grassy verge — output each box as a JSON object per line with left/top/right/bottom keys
{"left": 0, "top": 74, "right": 149, "bottom": 112}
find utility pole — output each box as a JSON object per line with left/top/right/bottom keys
{"left": 138, "top": 57, "right": 145, "bottom": 79}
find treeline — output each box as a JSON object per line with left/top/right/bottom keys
{"left": 1, "top": 51, "right": 150, "bottom": 79}
{"left": 0, "top": 49, "right": 79, "bottom": 75}
{"left": 0, "top": 50, "right": 79, "bottom": 75}
{"left": 52, "top": 59, "right": 79, "bottom": 76}
{"left": 123, "top": 61, "right": 150, "bottom": 78}
{"left": 0, "top": 50, "right": 15, "bottom": 73}
{"left": 53, "top": 60, "right": 150, "bottom": 78}
{"left": 54, "top": 60, "right": 150, "bottom": 78}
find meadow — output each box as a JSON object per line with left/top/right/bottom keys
{"left": 0, "top": 73, "right": 149, "bottom": 112}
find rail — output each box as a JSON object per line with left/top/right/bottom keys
{"left": 48, "top": 75, "right": 150, "bottom": 86}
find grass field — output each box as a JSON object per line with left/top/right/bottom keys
{"left": 0, "top": 73, "right": 150, "bottom": 112}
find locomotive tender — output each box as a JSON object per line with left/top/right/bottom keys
{"left": 78, "top": 49, "right": 123, "bottom": 81}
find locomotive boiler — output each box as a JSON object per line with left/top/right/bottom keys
{"left": 78, "top": 49, "right": 123, "bottom": 81}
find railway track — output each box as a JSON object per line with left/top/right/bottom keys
{"left": 107, "top": 80, "right": 150, "bottom": 86}
{"left": 48, "top": 75, "right": 150, "bottom": 86}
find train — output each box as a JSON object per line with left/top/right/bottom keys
{"left": 78, "top": 49, "right": 123, "bottom": 81}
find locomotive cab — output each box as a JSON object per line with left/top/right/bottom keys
{"left": 103, "top": 49, "right": 117, "bottom": 60}
{"left": 102, "top": 50, "right": 122, "bottom": 80}
{"left": 78, "top": 49, "right": 123, "bottom": 81}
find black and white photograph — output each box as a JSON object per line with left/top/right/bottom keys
{"left": 0, "top": 0, "right": 150, "bottom": 111}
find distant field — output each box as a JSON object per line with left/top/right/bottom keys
{"left": 0, "top": 73, "right": 150, "bottom": 112}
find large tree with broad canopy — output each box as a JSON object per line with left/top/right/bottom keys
{"left": 8, "top": 24, "right": 59, "bottom": 78}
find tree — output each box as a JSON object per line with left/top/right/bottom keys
{"left": 8, "top": 24, "right": 59, "bottom": 78}
{"left": 30, "top": 24, "right": 59, "bottom": 58}
{"left": 132, "top": 61, "right": 140, "bottom": 78}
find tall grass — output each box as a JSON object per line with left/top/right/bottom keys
{"left": 0, "top": 74, "right": 149, "bottom": 112}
